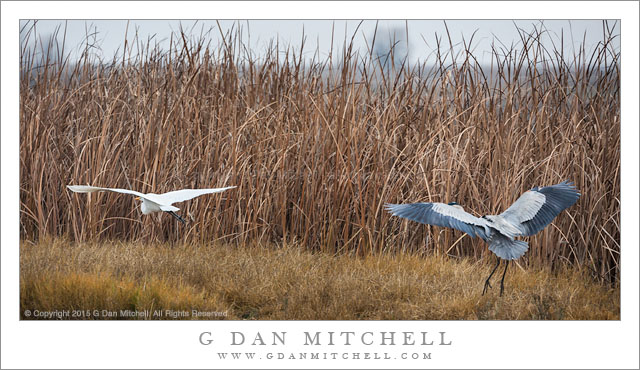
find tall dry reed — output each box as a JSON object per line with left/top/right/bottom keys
{"left": 19, "top": 21, "right": 620, "bottom": 283}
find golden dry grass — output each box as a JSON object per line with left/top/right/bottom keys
{"left": 20, "top": 238, "right": 619, "bottom": 320}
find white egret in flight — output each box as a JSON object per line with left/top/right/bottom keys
{"left": 67, "top": 185, "right": 236, "bottom": 224}
{"left": 385, "top": 180, "right": 580, "bottom": 296}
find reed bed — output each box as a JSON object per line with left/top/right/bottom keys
{"left": 20, "top": 22, "right": 620, "bottom": 284}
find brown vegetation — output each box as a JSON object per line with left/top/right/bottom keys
{"left": 19, "top": 20, "right": 619, "bottom": 295}
{"left": 20, "top": 239, "right": 619, "bottom": 320}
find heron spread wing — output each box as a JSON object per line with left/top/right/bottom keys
{"left": 67, "top": 185, "right": 145, "bottom": 198}
{"left": 385, "top": 202, "right": 489, "bottom": 240}
{"left": 155, "top": 186, "right": 237, "bottom": 205}
{"left": 499, "top": 180, "right": 580, "bottom": 236}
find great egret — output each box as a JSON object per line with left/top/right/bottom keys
{"left": 385, "top": 180, "right": 580, "bottom": 296}
{"left": 67, "top": 185, "right": 236, "bottom": 224}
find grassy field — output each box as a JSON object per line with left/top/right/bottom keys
{"left": 20, "top": 238, "right": 619, "bottom": 320}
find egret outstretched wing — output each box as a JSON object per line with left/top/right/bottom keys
{"left": 67, "top": 184, "right": 236, "bottom": 224}
{"left": 67, "top": 185, "right": 145, "bottom": 198}
{"left": 155, "top": 186, "right": 237, "bottom": 205}
{"left": 385, "top": 202, "right": 490, "bottom": 239}
{"left": 499, "top": 180, "right": 580, "bottom": 236}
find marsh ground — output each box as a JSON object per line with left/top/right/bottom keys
{"left": 20, "top": 239, "right": 619, "bottom": 320}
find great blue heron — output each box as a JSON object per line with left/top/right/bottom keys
{"left": 385, "top": 180, "right": 580, "bottom": 296}
{"left": 67, "top": 185, "right": 236, "bottom": 224}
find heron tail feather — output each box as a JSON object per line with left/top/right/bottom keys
{"left": 488, "top": 234, "right": 529, "bottom": 260}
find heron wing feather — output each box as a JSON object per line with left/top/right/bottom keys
{"left": 499, "top": 181, "right": 580, "bottom": 236}
{"left": 385, "top": 202, "right": 489, "bottom": 240}
{"left": 499, "top": 190, "right": 546, "bottom": 224}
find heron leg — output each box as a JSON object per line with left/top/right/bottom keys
{"left": 499, "top": 261, "right": 509, "bottom": 297}
{"left": 167, "top": 211, "right": 186, "bottom": 225}
{"left": 483, "top": 256, "right": 501, "bottom": 295}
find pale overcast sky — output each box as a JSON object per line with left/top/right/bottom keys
{"left": 21, "top": 20, "right": 619, "bottom": 65}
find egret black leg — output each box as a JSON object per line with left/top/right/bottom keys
{"left": 167, "top": 211, "right": 186, "bottom": 225}
{"left": 499, "top": 261, "right": 509, "bottom": 297}
{"left": 483, "top": 256, "right": 501, "bottom": 295}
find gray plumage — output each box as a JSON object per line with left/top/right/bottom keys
{"left": 385, "top": 180, "right": 579, "bottom": 259}
{"left": 385, "top": 180, "right": 580, "bottom": 295}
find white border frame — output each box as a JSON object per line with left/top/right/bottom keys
{"left": 2, "top": 2, "right": 638, "bottom": 369}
